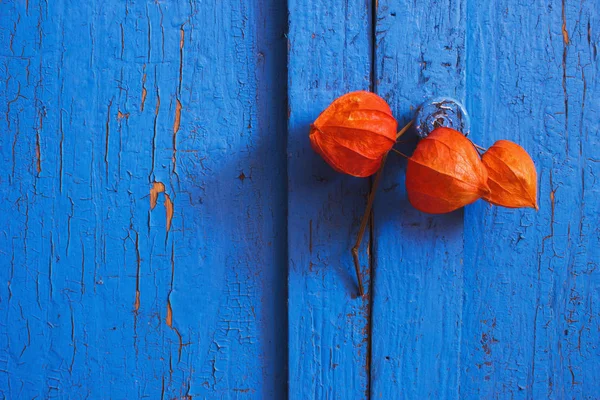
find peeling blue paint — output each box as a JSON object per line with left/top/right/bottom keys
{"left": 0, "top": 0, "right": 287, "bottom": 398}
{"left": 1, "top": 0, "right": 598, "bottom": 399}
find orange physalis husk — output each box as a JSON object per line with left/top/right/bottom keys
{"left": 309, "top": 91, "right": 398, "bottom": 177}
{"left": 406, "top": 127, "right": 491, "bottom": 214}
{"left": 481, "top": 140, "right": 538, "bottom": 210}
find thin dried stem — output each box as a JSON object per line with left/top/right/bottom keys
{"left": 472, "top": 143, "right": 487, "bottom": 152}
{"left": 352, "top": 154, "right": 386, "bottom": 297}
{"left": 390, "top": 148, "right": 409, "bottom": 159}
{"left": 352, "top": 119, "right": 413, "bottom": 298}
{"left": 396, "top": 120, "right": 414, "bottom": 139}
{"left": 395, "top": 138, "right": 417, "bottom": 145}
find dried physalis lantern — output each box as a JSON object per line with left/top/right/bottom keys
{"left": 406, "top": 127, "right": 491, "bottom": 214}
{"left": 481, "top": 140, "right": 538, "bottom": 210}
{"left": 309, "top": 91, "right": 398, "bottom": 177}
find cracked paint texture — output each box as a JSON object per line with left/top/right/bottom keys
{"left": 0, "top": 0, "right": 287, "bottom": 398}
{"left": 1, "top": 0, "right": 599, "bottom": 399}
{"left": 289, "top": 0, "right": 599, "bottom": 399}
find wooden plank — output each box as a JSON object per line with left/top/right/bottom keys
{"left": 370, "top": 0, "right": 467, "bottom": 398}
{"left": 461, "top": 1, "right": 600, "bottom": 398}
{"left": 0, "top": 0, "right": 287, "bottom": 398}
{"left": 287, "top": 0, "right": 374, "bottom": 398}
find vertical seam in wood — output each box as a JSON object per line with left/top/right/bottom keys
{"left": 366, "top": 0, "right": 377, "bottom": 398}
{"left": 283, "top": 1, "right": 290, "bottom": 396}
{"left": 459, "top": 1, "right": 469, "bottom": 395}
{"left": 369, "top": 0, "right": 377, "bottom": 93}
{"left": 367, "top": 205, "right": 375, "bottom": 400}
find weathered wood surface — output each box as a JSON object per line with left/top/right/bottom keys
{"left": 1, "top": 0, "right": 599, "bottom": 399}
{"left": 368, "top": 0, "right": 600, "bottom": 399}
{"left": 461, "top": 1, "right": 600, "bottom": 398}
{"left": 287, "top": 0, "right": 374, "bottom": 398}
{"left": 0, "top": 0, "right": 287, "bottom": 398}
{"left": 370, "top": 0, "right": 467, "bottom": 398}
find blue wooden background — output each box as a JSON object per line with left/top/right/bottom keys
{"left": 1, "top": 0, "right": 599, "bottom": 399}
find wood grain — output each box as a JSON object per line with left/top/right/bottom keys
{"left": 370, "top": 0, "right": 599, "bottom": 399}
{"left": 287, "top": 0, "right": 374, "bottom": 398}
{"left": 0, "top": 0, "right": 287, "bottom": 398}
{"left": 1, "top": 0, "right": 598, "bottom": 398}
{"left": 369, "top": 0, "right": 467, "bottom": 398}
{"left": 461, "top": 0, "right": 600, "bottom": 398}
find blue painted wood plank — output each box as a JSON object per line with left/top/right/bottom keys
{"left": 287, "top": 0, "right": 374, "bottom": 398}
{"left": 0, "top": 0, "right": 287, "bottom": 398}
{"left": 370, "top": 0, "right": 467, "bottom": 398}
{"left": 461, "top": 1, "right": 600, "bottom": 398}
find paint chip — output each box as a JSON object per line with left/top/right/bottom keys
{"left": 166, "top": 299, "right": 173, "bottom": 327}
{"left": 164, "top": 193, "right": 173, "bottom": 233}
{"left": 117, "top": 111, "right": 130, "bottom": 120}
{"left": 173, "top": 99, "right": 182, "bottom": 135}
{"left": 141, "top": 71, "right": 147, "bottom": 112}
{"left": 150, "top": 181, "right": 166, "bottom": 210}
{"left": 150, "top": 181, "right": 173, "bottom": 233}
{"left": 134, "top": 290, "right": 140, "bottom": 312}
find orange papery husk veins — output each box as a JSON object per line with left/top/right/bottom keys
{"left": 406, "top": 127, "right": 491, "bottom": 214}
{"left": 481, "top": 140, "right": 539, "bottom": 210}
{"left": 309, "top": 91, "right": 398, "bottom": 177}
